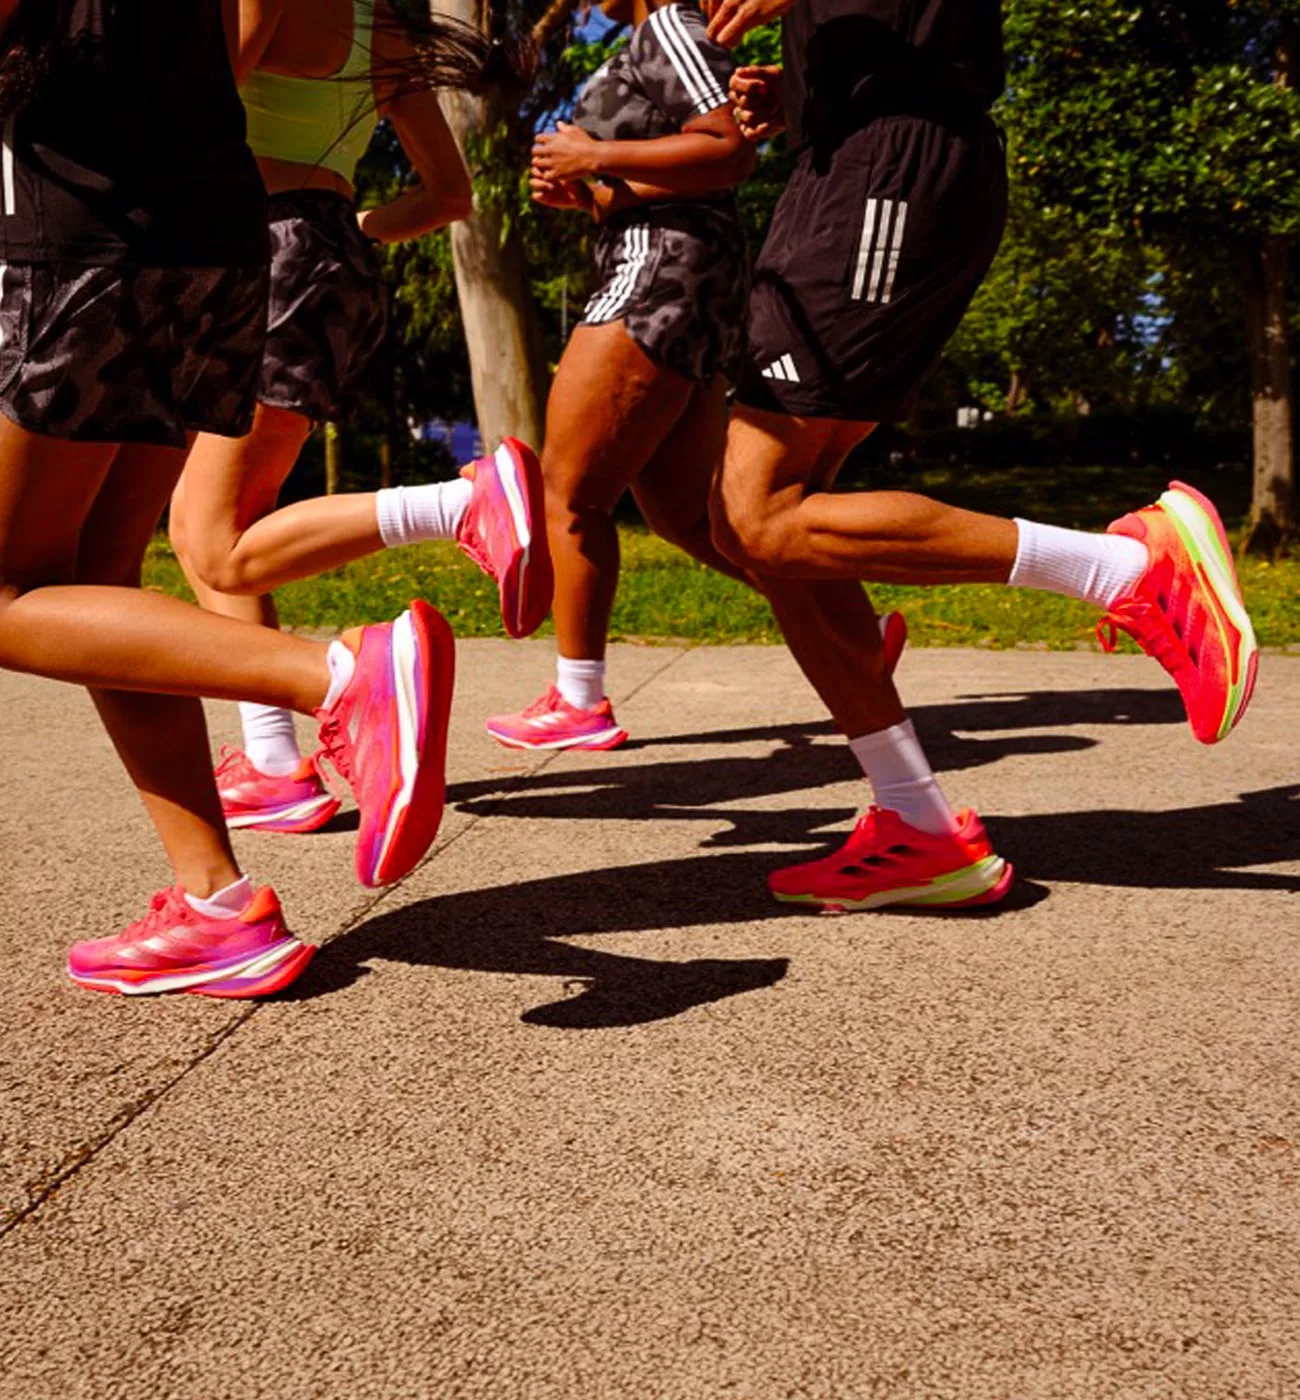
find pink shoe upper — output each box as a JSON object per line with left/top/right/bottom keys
{"left": 485, "top": 685, "right": 628, "bottom": 750}
{"left": 67, "top": 885, "right": 296, "bottom": 991}
{"left": 456, "top": 438, "right": 553, "bottom": 639}
{"left": 215, "top": 747, "right": 338, "bottom": 831}
{"left": 314, "top": 601, "right": 454, "bottom": 887}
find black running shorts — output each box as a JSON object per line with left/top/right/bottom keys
{"left": 0, "top": 262, "right": 268, "bottom": 447}
{"left": 259, "top": 190, "right": 389, "bottom": 423}
{"left": 736, "top": 111, "right": 1007, "bottom": 422}
{"left": 581, "top": 203, "right": 749, "bottom": 384}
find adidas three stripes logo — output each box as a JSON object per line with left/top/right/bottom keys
{"left": 851, "top": 197, "right": 909, "bottom": 304}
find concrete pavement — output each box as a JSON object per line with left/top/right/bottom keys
{"left": 1, "top": 641, "right": 1298, "bottom": 1399}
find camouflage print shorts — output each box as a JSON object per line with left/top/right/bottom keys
{"left": 260, "top": 190, "right": 389, "bottom": 423}
{"left": 0, "top": 261, "right": 268, "bottom": 447}
{"left": 582, "top": 203, "right": 749, "bottom": 384}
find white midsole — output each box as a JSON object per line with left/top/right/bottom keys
{"left": 72, "top": 938, "right": 303, "bottom": 996}
{"left": 775, "top": 855, "right": 1007, "bottom": 911}
{"left": 495, "top": 442, "right": 532, "bottom": 631}
{"left": 225, "top": 794, "right": 337, "bottom": 829}
{"left": 374, "top": 609, "right": 422, "bottom": 877}
{"left": 486, "top": 724, "right": 625, "bottom": 751}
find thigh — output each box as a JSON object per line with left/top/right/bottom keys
{"left": 632, "top": 377, "right": 728, "bottom": 542}
{"left": 544, "top": 321, "right": 694, "bottom": 514}
{"left": 0, "top": 415, "right": 117, "bottom": 591}
{"left": 77, "top": 442, "right": 192, "bottom": 586}
{"left": 172, "top": 404, "right": 311, "bottom": 557}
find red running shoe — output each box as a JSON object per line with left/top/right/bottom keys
{"left": 314, "top": 600, "right": 455, "bottom": 888}
{"left": 457, "top": 437, "right": 553, "bottom": 639}
{"left": 215, "top": 747, "right": 340, "bottom": 834}
{"left": 68, "top": 885, "right": 313, "bottom": 998}
{"left": 769, "top": 806, "right": 1013, "bottom": 912}
{"left": 1100, "top": 481, "right": 1258, "bottom": 744}
{"left": 880, "top": 610, "right": 907, "bottom": 674}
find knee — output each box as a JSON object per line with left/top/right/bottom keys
{"left": 709, "top": 471, "right": 788, "bottom": 574}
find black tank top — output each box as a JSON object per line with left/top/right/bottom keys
{"left": 0, "top": 0, "right": 268, "bottom": 267}
{"left": 782, "top": 0, "right": 1005, "bottom": 144}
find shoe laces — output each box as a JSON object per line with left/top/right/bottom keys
{"left": 214, "top": 745, "right": 245, "bottom": 780}
{"left": 126, "top": 887, "right": 188, "bottom": 943}
{"left": 1097, "top": 597, "right": 1184, "bottom": 673}
{"left": 521, "top": 687, "right": 563, "bottom": 720}
{"left": 314, "top": 714, "right": 355, "bottom": 784}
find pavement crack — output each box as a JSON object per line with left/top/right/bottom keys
{"left": 2, "top": 646, "right": 695, "bottom": 1239}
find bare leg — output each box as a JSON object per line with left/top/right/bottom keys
{"left": 631, "top": 376, "right": 750, "bottom": 586}
{"left": 543, "top": 322, "right": 694, "bottom": 660}
{"left": 77, "top": 442, "right": 242, "bottom": 896}
{"left": 172, "top": 404, "right": 386, "bottom": 599}
{"left": 715, "top": 402, "right": 1019, "bottom": 583}
{"left": 0, "top": 415, "right": 331, "bottom": 711}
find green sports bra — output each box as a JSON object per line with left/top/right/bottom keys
{"left": 243, "top": 0, "right": 378, "bottom": 184}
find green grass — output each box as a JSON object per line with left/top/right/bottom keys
{"left": 143, "top": 523, "right": 1300, "bottom": 650}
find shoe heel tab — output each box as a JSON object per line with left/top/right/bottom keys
{"left": 240, "top": 886, "right": 282, "bottom": 923}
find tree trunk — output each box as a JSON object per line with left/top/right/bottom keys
{"left": 324, "top": 421, "right": 342, "bottom": 496}
{"left": 1006, "top": 368, "right": 1027, "bottom": 414}
{"left": 434, "top": 0, "right": 549, "bottom": 453}
{"left": 1235, "top": 235, "right": 1296, "bottom": 556}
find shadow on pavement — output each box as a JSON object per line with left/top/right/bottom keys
{"left": 448, "top": 688, "right": 1186, "bottom": 847}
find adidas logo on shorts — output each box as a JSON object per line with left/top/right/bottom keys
{"left": 761, "top": 354, "right": 801, "bottom": 384}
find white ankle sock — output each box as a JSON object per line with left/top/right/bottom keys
{"left": 849, "top": 719, "right": 960, "bottom": 837}
{"left": 185, "top": 875, "right": 253, "bottom": 919}
{"left": 322, "top": 641, "right": 356, "bottom": 710}
{"left": 556, "top": 657, "right": 606, "bottom": 710}
{"left": 376, "top": 479, "right": 474, "bottom": 548}
{"left": 238, "top": 703, "right": 301, "bottom": 777}
{"left": 1010, "top": 519, "right": 1148, "bottom": 610}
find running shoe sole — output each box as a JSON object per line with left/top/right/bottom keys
{"left": 364, "top": 599, "right": 455, "bottom": 887}
{"left": 483, "top": 723, "right": 629, "bottom": 752}
{"left": 68, "top": 937, "right": 313, "bottom": 997}
{"left": 772, "top": 854, "right": 1014, "bottom": 912}
{"left": 1160, "top": 480, "right": 1259, "bottom": 741}
{"left": 497, "top": 438, "right": 554, "bottom": 640}
{"left": 224, "top": 793, "right": 342, "bottom": 834}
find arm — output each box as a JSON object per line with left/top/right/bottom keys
{"left": 704, "top": 0, "right": 798, "bottom": 50}
{"left": 230, "top": 0, "right": 284, "bottom": 85}
{"left": 360, "top": 6, "right": 474, "bottom": 243}
{"left": 360, "top": 91, "right": 473, "bottom": 242}
{"left": 532, "top": 109, "right": 755, "bottom": 198}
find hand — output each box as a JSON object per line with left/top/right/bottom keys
{"left": 531, "top": 122, "right": 602, "bottom": 182}
{"left": 529, "top": 174, "right": 591, "bottom": 211}
{"left": 730, "top": 65, "right": 785, "bottom": 142}
{"left": 705, "top": 0, "right": 797, "bottom": 49}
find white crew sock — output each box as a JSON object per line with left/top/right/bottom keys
{"left": 322, "top": 640, "right": 357, "bottom": 711}
{"left": 376, "top": 479, "right": 474, "bottom": 548}
{"left": 1010, "top": 519, "right": 1148, "bottom": 610}
{"left": 849, "top": 719, "right": 960, "bottom": 837}
{"left": 185, "top": 875, "right": 254, "bottom": 919}
{"left": 238, "top": 702, "right": 302, "bottom": 777}
{"left": 556, "top": 657, "right": 606, "bottom": 710}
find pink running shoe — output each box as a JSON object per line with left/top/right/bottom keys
{"left": 485, "top": 685, "right": 628, "bottom": 751}
{"left": 1100, "top": 481, "right": 1258, "bottom": 744}
{"left": 314, "top": 600, "right": 455, "bottom": 888}
{"left": 879, "top": 610, "right": 907, "bottom": 674}
{"left": 457, "top": 437, "right": 553, "bottom": 639}
{"left": 215, "top": 747, "right": 341, "bottom": 834}
{"left": 67, "top": 885, "right": 313, "bottom": 998}
{"left": 769, "top": 807, "right": 1013, "bottom": 912}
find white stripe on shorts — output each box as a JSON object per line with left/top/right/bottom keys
{"left": 852, "top": 196, "right": 910, "bottom": 303}
{"left": 2, "top": 117, "right": 15, "bottom": 217}
{"left": 584, "top": 225, "right": 650, "bottom": 324}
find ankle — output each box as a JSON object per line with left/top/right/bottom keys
{"left": 178, "top": 861, "right": 243, "bottom": 902}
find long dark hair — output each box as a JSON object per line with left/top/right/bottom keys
{"left": 365, "top": 0, "right": 531, "bottom": 101}
{"left": 0, "top": 0, "right": 59, "bottom": 122}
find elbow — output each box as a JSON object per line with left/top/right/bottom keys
{"left": 723, "top": 136, "right": 757, "bottom": 188}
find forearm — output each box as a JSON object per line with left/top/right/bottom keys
{"left": 590, "top": 133, "right": 752, "bottom": 194}
{"left": 358, "top": 184, "right": 473, "bottom": 243}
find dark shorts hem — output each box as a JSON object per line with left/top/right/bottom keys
{"left": 260, "top": 189, "right": 388, "bottom": 424}
{"left": 740, "top": 113, "right": 1007, "bottom": 422}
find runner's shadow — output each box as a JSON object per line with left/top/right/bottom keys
{"left": 448, "top": 688, "right": 1181, "bottom": 842}
{"left": 281, "top": 850, "right": 793, "bottom": 1027}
